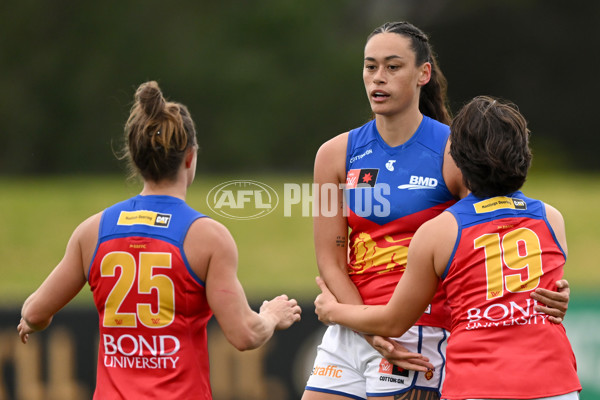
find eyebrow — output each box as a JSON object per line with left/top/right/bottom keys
{"left": 364, "top": 55, "right": 404, "bottom": 62}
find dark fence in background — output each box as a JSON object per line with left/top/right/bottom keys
{"left": 0, "top": 303, "right": 324, "bottom": 400}
{"left": 1, "top": 296, "right": 599, "bottom": 399}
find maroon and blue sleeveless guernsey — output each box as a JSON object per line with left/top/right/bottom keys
{"left": 88, "top": 195, "right": 213, "bottom": 400}
{"left": 345, "top": 116, "right": 455, "bottom": 329}
{"left": 441, "top": 192, "right": 581, "bottom": 399}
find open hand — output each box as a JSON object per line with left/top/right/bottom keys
{"left": 365, "top": 335, "right": 434, "bottom": 372}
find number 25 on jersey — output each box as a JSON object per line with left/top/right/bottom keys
{"left": 101, "top": 251, "right": 175, "bottom": 328}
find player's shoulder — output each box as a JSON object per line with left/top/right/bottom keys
{"left": 544, "top": 202, "right": 564, "bottom": 220}
{"left": 423, "top": 210, "right": 457, "bottom": 230}
{"left": 188, "top": 217, "right": 236, "bottom": 248}
{"left": 417, "top": 115, "right": 450, "bottom": 152}
{"left": 317, "top": 131, "right": 350, "bottom": 157}
{"left": 190, "top": 216, "right": 230, "bottom": 236}
{"left": 543, "top": 202, "right": 566, "bottom": 236}
{"left": 411, "top": 211, "right": 458, "bottom": 274}
{"left": 425, "top": 114, "right": 450, "bottom": 130}
{"left": 71, "top": 211, "right": 103, "bottom": 249}
{"left": 415, "top": 211, "right": 458, "bottom": 245}
{"left": 314, "top": 132, "right": 350, "bottom": 182}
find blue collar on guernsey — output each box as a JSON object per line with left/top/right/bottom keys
{"left": 372, "top": 115, "right": 431, "bottom": 153}
{"left": 92, "top": 194, "right": 208, "bottom": 286}
{"left": 345, "top": 115, "right": 453, "bottom": 226}
{"left": 101, "top": 194, "right": 207, "bottom": 241}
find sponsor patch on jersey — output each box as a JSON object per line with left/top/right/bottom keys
{"left": 346, "top": 168, "right": 379, "bottom": 189}
{"left": 473, "top": 196, "right": 527, "bottom": 214}
{"left": 378, "top": 359, "right": 409, "bottom": 377}
{"left": 117, "top": 210, "right": 172, "bottom": 227}
{"left": 398, "top": 175, "right": 438, "bottom": 190}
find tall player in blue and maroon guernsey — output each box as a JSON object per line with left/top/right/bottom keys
{"left": 303, "top": 21, "right": 572, "bottom": 400}
{"left": 315, "top": 95, "right": 581, "bottom": 400}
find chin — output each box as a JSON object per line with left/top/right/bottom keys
{"left": 371, "top": 108, "right": 395, "bottom": 117}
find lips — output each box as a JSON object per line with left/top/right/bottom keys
{"left": 371, "top": 90, "right": 390, "bottom": 101}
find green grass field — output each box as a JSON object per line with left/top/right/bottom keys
{"left": 1, "top": 172, "right": 598, "bottom": 307}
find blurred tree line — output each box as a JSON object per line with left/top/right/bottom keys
{"left": 1, "top": 0, "right": 598, "bottom": 175}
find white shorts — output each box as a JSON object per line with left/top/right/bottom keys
{"left": 305, "top": 324, "right": 449, "bottom": 399}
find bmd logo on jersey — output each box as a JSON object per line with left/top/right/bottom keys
{"left": 398, "top": 175, "right": 438, "bottom": 190}
{"left": 207, "top": 180, "right": 279, "bottom": 220}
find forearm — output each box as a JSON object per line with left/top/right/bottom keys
{"left": 328, "top": 303, "right": 412, "bottom": 337}
{"left": 21, "top": 294, "right": 54, "bottom": 332}
{"left": 240, "top": 310, "right": 280, "bottom": 350}
{"left": 318, "top": 263, "right": 363, "bottom": 305}
{"left": 216, "top": 311, "right": 267, "bottom": 351}
{"left": 22, "top": 315, "right": 52, "bottom": 333}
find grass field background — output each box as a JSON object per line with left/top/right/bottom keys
{"left": 1, "top": 171, "right": 598, "bottom": 307}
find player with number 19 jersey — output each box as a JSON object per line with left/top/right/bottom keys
{"left": 441, "top": 192, "right": 581, "bottom": 399}
{"left": 88, "top": 194, "right": 212, "bottom": 400}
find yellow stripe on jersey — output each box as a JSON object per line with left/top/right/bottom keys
{"left": 473, "top": 196, "right": 527, "bottom": 214}
{"left": 117, "top": 210, "right": 171, "bottom": 227}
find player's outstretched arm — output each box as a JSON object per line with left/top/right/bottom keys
{"left": 18, "top": 215, "right": 94, "bottom": 343}
{"left": 199, "top": 219, "right": 301, "bottom": 351}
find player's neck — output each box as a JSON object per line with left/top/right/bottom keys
{"left": 140, "top": 178, "right": 187, "bottom": 201}
{"left": 375, "top": 110, "right": 423, "bottom": 147}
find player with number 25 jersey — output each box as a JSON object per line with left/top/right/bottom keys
{"left": 88, "top": 195, "right": 211, "bottom": 399}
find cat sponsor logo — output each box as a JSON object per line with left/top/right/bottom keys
{"left": 474, "top": 196, "right": 527, "bottom": 214}
{"left": 118, "top": 211, "right": 172, "bottom": 228}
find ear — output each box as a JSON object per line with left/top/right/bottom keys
{"left": 184, "top": 147, "right": 196, "bottom": 168}
{"left": 417, "top": 62, "right": 432, "bottom": 87}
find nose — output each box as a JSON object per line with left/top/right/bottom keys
{"left": 373, "top": 67, "right": 386, "bottom": 84}
{"left": 373, "top": 68, "right": 386, "bottom": 83}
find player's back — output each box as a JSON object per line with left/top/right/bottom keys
{"left": 88, "top": 194, "right": 213, "bottom": 400}
{"left": 442, "top": 192, "right": 580, "bottom": 399}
